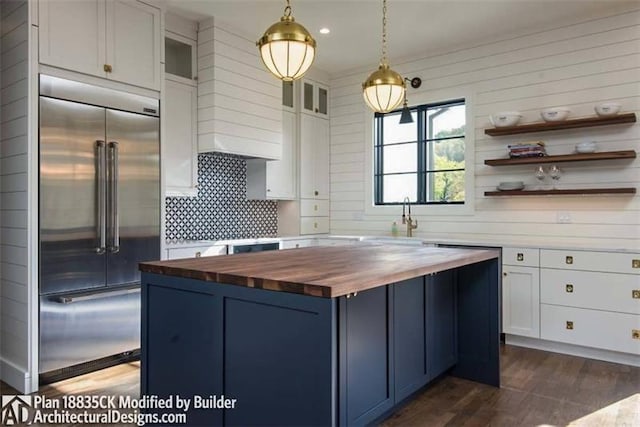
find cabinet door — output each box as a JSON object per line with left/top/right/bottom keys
{"left": 106, "top": 0, "right": 161, "bottom": 90}
{"left": 314, "top": 117, "right": 330, "bottom": 199}
{"left": 300, "top": 115, "right": 329, "bottom": 200}
{"left": 300, "top": 79, "right": 329, "bottom": 117}
{"left": 266, "top": 111, "right": 296, "bottom": 199}
{"left": 426, "top": 270, "right": 457, "bottom": 381}
{"left": 164, "top": 80, "right": 198, "bottom": 196}
{"left": 503, "top": 265, "right": 540, "bottom": 337}
{"left": 39, "top": 0, "right": 106, "bottom": 78}
{"left": 339, "top": 287, "right": 394, "bottom": 426}
{"left": 393, "top": 277, "right": 427, "bottom": 402}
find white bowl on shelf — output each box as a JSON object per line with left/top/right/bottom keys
{"left": 490, "top": 112, "right": 522, "bottom": 127}
{"left": 540, "top": 107, "right": 571, "bottom": 122}
{"left": 575, "top": 141, "right": 597, "bottom": 153}
{"left": 497, "top": 181, "right": 525, "bottom": 191}
{"left": 594, "top": 102, "right": 621, "bottom": 117}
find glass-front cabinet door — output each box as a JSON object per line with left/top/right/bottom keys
{"left": 300, "top": 79, "right": 328, "bottom": 118}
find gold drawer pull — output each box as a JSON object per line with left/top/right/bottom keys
{"left": 633, "top": 259, "right": 640, "bottom": 269}
{"left": 104, "top": 64, "right": 112, "bottom": 73}
{"left": 314, "top": 222, "right": 318, "bottom": 229}
{"left": 566, "top": 284, "right": 573, "bottom": 293}
{"left": 314, "top": 205, "right": 318, "bottom": 211}
{"left": 633, "top": 330, "right": 640, "bottom": 340}
{"left": 195, "top": 251, "right": 202, "bottom": 258}
{"left": 565, "top": 256, "right": 573, "bottom": 265}
{"left": 517, "top": 253, "right": 524, "bottom": 261}
{"left": 566, "top": 321, "right": 574, "bottom": 330}
{"left": 633, "top": 290, "right": 640, "bottom": 299}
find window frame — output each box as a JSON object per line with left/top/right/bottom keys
{"left": 363, "top": 86, "right": 476, "bottom": 218}
{"left": 374, "top": 98, "right": 466, "bottom": 206}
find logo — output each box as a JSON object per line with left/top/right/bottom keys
{"left": 1, "top": 395, "right": 32, "bottom": 426}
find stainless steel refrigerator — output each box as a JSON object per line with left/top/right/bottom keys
{"left": 38, "top": 75, "right": 160, "bottom": 382}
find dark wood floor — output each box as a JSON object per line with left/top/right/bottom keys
{"left": 2, "top": 345, "right": 638, "bottom": 426}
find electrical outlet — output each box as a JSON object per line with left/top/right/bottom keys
{"left": 557, "top": 212, "right": 572, "bottom": 224}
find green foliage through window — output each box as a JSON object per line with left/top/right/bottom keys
{"left": 374, "top": 99, "right": 466, "bottom": 205}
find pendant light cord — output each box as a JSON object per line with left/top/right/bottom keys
{"left": 284, "top": 0, "right": 292, "bottom": 17}
{"left": 381, "top": 0, "right": 387, "bottom": 65}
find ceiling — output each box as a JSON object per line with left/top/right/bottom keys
{"left": 166, "top": 0, "right": 636, "bottom": 74}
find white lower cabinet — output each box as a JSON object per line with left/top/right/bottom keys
{"left": 540, "top": 249, "right": 640, "bottom": 357}
{"left": 502, "top": 265, "right": 540, "bottom": 338}
{"left": 280, "top": 239, "right": 316, "bottom": 249}
{"left": 540, "top": 304, "right": 640, "bottom": 355}
{"left": 166, "top": 245, "right": 227, "bottom": 260}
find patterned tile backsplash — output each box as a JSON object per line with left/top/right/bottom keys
{"left": 165, "top": 153, "right": 277, "bottom": 241}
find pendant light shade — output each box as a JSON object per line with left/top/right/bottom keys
{"left": 257, "top": 0, "right": 316, "bottom": 81}
{"left": 363, "top": 64, "right": 405, "bottom": 113}
{"left": 362, "top": 0, "right": 405, "bottom": 113}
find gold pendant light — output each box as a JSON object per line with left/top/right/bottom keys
{"left": 363, "top": 0, "right": 405, "bottom": 113}
{"left": 257, "top": 0, "right": 316, "bottom": 81}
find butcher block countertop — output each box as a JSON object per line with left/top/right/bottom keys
{"left": 140, "top": 245, "right": 499, "bottom": 298}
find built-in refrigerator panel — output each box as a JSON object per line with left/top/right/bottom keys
{"left": 39, "top": 97, "right": 108, "bottom": 295}
{"left": 105, "top": 110, "right": 160, "bottom": 287}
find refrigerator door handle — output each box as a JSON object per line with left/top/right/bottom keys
{"left": 95, "top": 140, "right": 106, "bottom": 255}
{"left": 108, "top": 141, "right": 120, "bottom": 253}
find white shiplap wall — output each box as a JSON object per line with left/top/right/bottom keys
{"left": 329, "top": 8, "right": 640, "bottom": 251}
{"left": 197, "top": 18, "right": 282, "bottom": 159}
{"left": 0, "top": 0, "right": 30, "bottom": 391}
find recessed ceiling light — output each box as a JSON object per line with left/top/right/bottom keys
{"left": 319, "top": 28, "right": 330, "bottom": 35}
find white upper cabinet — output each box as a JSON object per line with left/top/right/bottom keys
{"left": 300, "top": 114, "right": 329, "bottom": 200}
{"left": 247, "top": 111, "right": 297, "bottom": 200}
{"left": 164, "top": 80, "right": 198, "bottom": 196}
{"left": 300, "top": 79, "right": 328, "bottom": 118}
{"left": 39, "top": 0, "right": 161, "bottom": 91}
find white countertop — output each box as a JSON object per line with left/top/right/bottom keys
{"left": 164, "top": 235, "right": 639, "bottom": 253}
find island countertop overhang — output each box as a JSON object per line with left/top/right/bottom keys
{"left": 139, "top": 245, "right": 500, "bottom": 298}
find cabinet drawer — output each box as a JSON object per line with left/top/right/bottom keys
{"left": 502, "top": 247, "right": 539, "bottom": 267}
{"left": 541, "top": 269, "right": 640, "bottom": 315}
{"left": 280, "top": 239, "right": 316, "bottom": 249}
{"left": 541, "top": 249, "right": 640, "bottom": 274}
{"left": 166, "top": 245, "right": 227, "bottom": 260}
{"left": 540, "top": 304, "right": 640, "bottom": 354}
{"left": 300, "top": 199, "right": 329, "bottom": 217}
{"left": 300, "top": 217, "right": 329, "bottom": 235}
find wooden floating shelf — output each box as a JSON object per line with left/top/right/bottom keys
{"left": 485, "top": 150, "right": 636, "bottom": 166}
{"left": 485, "top": 188, "right": 636, "bottom": 197}
{"left": 484, "top": 113, "right": 636, "bottom": 136}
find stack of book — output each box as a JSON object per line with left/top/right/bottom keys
{"left": 508, "top": 141, "right": 546, "bottom": 158}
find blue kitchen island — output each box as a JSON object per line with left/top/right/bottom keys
{"left": 139, "top": 244, "right": 500, "bottom": 426}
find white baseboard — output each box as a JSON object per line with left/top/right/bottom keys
{"left": 505, "top": 335, "right": 640, "bottom": 367}
{"left": 0, "top": 358, "right": 34, "bottom": 394}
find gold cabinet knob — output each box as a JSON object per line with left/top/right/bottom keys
{"left": 566, "top": 284, "right": 574, "bottom": 293}
{"left": 633, "top": 259, "right": 640, "bottom": 269}
{"left": 517, "top": 253, "right": 524, "bottom": 261}
{"left": 633, "top": 329, "right": 640, "bottom": 340}
{"left": 104, "top": 64, "right": 113, "bottom": 73}
{"left": 195, "top": 251, "right": 201, "bottom": 258}
{"left": 565, "top": 255, "right": 573, "bottom": 264}
{"left": 503, "top": 272, "right": 507, "bottom": 277}
{"left": 314, "top": 204, "right": 318, "bottom": 211}
{"left": 314, "top": 190, "right": 319, "bottom": 196}
{"left": 632, "top": 290, "right": 640, "bottom": 299}
{"left": 314, "top": 222, "right": 318, "bottom": 229}
{"left": 566, "top": 321, "right": 574, "bottom": 330}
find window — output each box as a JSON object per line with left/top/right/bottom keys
{"left": 374, "top": 99, "right": 465, "bottom": 205}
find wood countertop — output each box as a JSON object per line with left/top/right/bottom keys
{"left": 139, "top": 245, "right": 499, "bottom": 298}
